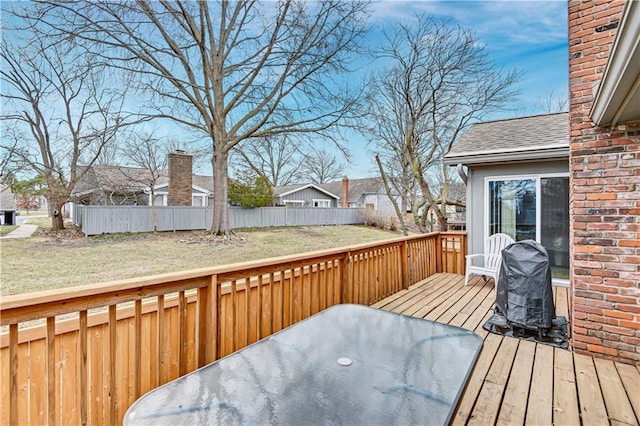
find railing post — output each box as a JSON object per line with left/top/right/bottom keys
{"left": 9, "top": 324, "right": 18, "bottom": 426}
{"left": 156, "top": 296, "right": 165, "bottom": 387}
{"left": 341, "top": 252, "right": 352, "bottom": 304}
{"left": 197, "top": 274, "right": 218, "bottom": 367}
{"left": 109, "top": 305, "right": 117, "bottom": 426}
{"left": 134, "top": 301, "right": 142, "bottom": 400}
{"left": 79, "top": 310, "right": 88, "bottom": 426}
{"left": 461, "top": 233, "right": 468, "bottom": 274}
{"left": 46, "top": 318, "right": 56, "bottom": 426}
{"left": 212, "top": 275, "right": 220, "bottom": 362}
{"left": 436, "top": 233, "right": 443, "bottom": 273}
{"left": 401, "top": 240, "right": 409, "bottom": 289}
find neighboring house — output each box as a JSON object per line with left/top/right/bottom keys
{"left": 72, "top": 164, "right": 213, "bottom": 206}
{"left": 273, "top": 177, "right": 404, "bottom": 217}
{"left": 422, "top": 182, "right": 467, "bottom": 231}
{"left": 0, "top": 182, "right": 17, "bottom": 225}
{"left": 149, "top": 179, "right": 212, "bottom": 207}
{"left": 567, "top": 1, "right": 639, "bottom": 364}
{"left": 275, "top": 177, "right": 466, "bottom": 229}
{"left": 0, "top": 183, "right": 17, "bottom": 211}
{"left": 320, "top": 177, "right": 402, "bottom": 216}
{"left": 272, "top": 183, "right": 340, "bottom": 208}
{"left": 444, "top": 112, "right": 570, "bottom": 283}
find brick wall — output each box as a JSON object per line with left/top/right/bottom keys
{"left": 568, "top": 0, "right": 640, "bottom": 364}
{"left": 168, "top": 152, "right": 193, "bottom": 206}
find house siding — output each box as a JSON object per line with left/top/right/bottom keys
{"left": 569, "top": 0, "right": 640, "bottom": 364}
{"left": 358, "top": 193, "right": 401, "bottom": 217}
{"left": 279, "top": 187, "right": 337, "bottom": 207}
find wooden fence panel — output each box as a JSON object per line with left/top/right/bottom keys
{"left": 1, "top": 232, "right": 466, "bottom": 425}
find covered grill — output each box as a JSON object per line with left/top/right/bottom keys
{"left": 484, "top": 239, "right": 567, "bottom": 348}
{"left": 495, "top": 239, "right": 555, "bottom": 330}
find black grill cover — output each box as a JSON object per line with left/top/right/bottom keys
{"left": 496, "top": 240, "right": 555, "bottom": 330}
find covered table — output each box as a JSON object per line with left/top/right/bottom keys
{"left": 124, "top": 304, "right": 483, "bottom": 425}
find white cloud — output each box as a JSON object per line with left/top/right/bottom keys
{"left": 369, "top": 0, "right": 567, "bottom": 50}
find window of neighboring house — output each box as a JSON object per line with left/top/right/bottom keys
{"left": 313, "top": 199, "right": 331, "bottom": 208}
{"left": 365, "top": 203, "right": 375, "bottom": 210}
{"left": 486, "top": 174, "right": 569, "bottom": 283}
{"left": 283, "top": 200, "right": 304, "bottom": 207}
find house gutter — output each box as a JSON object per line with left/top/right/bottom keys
{"left": 443, "top": 145, "right": 569, "bottom": 167}
{"left": 589, "top": 0, "right": 640, "bottom": 126}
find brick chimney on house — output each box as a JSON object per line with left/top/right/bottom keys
{"left": 342, "top": 176, "right": 349, "bottom": 208}
{"left": 168, "top": 151, "right": 192, "bottom": 206}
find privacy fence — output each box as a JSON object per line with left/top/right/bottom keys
{"left": 1, "top": 232, "right": 467, "bottom": 425}
{"left": 71, "top": 205, "right": 364, "bottom": 236}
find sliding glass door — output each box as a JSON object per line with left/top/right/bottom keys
{"left": 540, "top": 177, "right": 570, "bottom": 279}
{"left": 487, "top": 175, "right": 569, "bottom": 281}
{"left": 488, "top": 179, "right": 536, "bottom": 241}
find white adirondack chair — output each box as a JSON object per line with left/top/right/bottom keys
{"left": 464, "top": 233, "right": 515, "bottom": 286}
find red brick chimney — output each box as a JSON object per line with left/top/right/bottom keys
{"left": 168, "top": 151, "right": 193, "bottom": 206}
{"left": 342, "top": 176, "right": 349, "bottom": 208}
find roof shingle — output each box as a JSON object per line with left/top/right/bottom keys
{"left": 444, "top": 112, "right": 569, "bottom": 165}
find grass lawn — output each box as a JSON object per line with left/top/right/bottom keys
{"left": 23, "top": 216, "right": 54, "bottom": 227}
{"left": 0, "top": 225, "right": 19, "bottom": 237}
{"left": 0, "top": 225, "right": 400, "bottom": 296}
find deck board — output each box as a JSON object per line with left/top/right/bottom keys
{"left": 495, "top": 340, "right": 534, "bottom": 425}
{"left": 374, "top": 273, "right": 640, "bottom": 426}
{"left": 595, "top": 358, "right": 638, "bottom": 425}
{"left": 616, "top": 363, "right": 640, "bottom": 422}
{"left": 525, "top": 344, "right": 554, "bottom": 425}
{"left": 553, "top": 347, "right": 581, "bottom": 425}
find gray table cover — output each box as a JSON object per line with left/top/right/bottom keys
{"left": 124, "top": 304, "right": 483, "bottom": 425}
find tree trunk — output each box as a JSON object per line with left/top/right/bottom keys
{"left": 210, "top": 149, "right": 230, "bottom": 236}
{"left": 150, "top": 189, "right": 158, "bottom": 233}
{"left": 376, "top": 154, "right": 408, "bottom": 236}
{"left": 49, "top": 198, "right": 65, "bottom": 231}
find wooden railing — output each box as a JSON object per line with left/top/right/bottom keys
{"left": 0, "top": 231, "right": 466, "bottom": 425}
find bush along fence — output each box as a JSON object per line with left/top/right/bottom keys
{"left": 70, "top": 205, "right": 365, "bottom": 236}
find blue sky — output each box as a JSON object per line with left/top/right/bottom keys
{"left": 3, "top": 1, "right": 569, "bottom": 180}
{"left": 368, "top": 0, "right": 569, "bottom": 111}
{"left": 344, "top": 0, "right": 569, "bottom": 178}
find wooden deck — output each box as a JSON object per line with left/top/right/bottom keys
{"left": 372, "top": 273, "right": 640, "bottom": 426}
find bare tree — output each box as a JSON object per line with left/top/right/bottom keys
{"left": 297, "top": 148, "right": 346, "bottom": 184}
{"left": 232, "top": 134, "right": 304, "bottom": 187}
{"left": 121, "top": 133, "right": 167, "bottom": 232}
{"left": 0, "top": 128, "right": 24, "bottom": 180}
{"left": 0, "top": 11, "right": 130, "bottom": 230}
{"left": 40, "top": 1, "right": 370, "bottom": 235}
{"left": 533, "top": 90, "right": 568, "bottom": 113}
{"left": 364, "top": 15, "right": 519, "bottom": 232}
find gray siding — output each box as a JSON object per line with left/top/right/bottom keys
{"left": 73, "top": 205, "right": 362, "bottom": 236}
{"left": 466, "top": 159, "right": 568, "bottom": 256}
{"left": 279, "top": 187, "right": 337, "bottom": 207}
